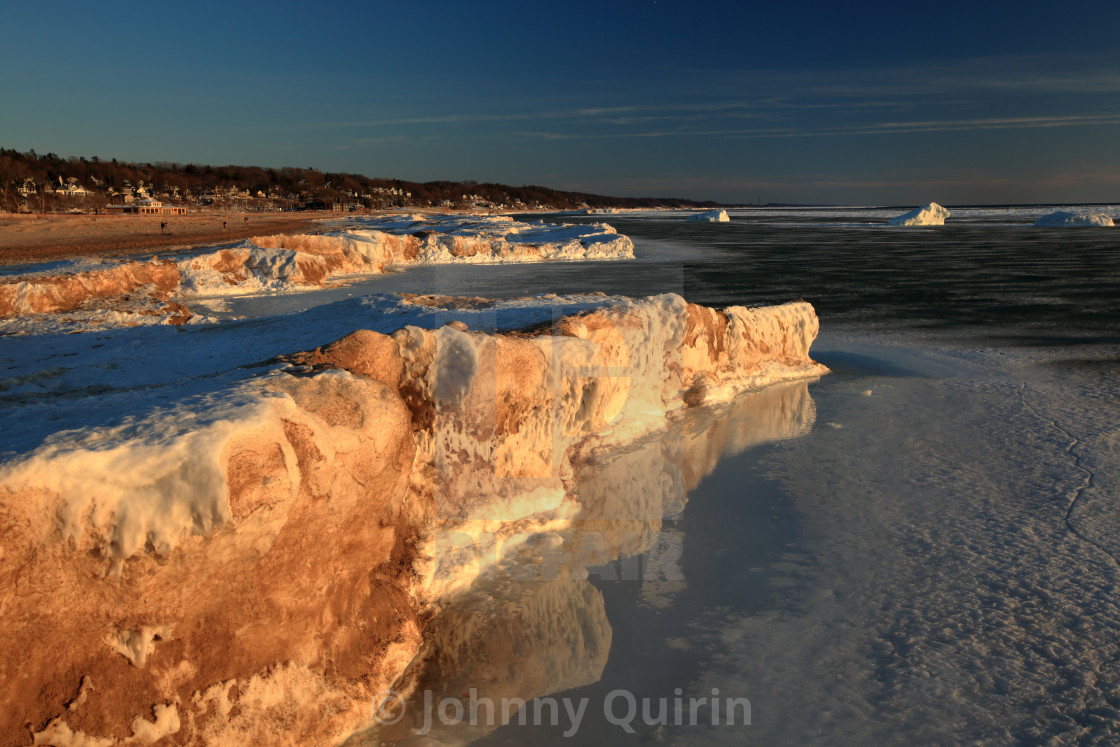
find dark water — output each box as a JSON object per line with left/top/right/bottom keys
{"left": 553, "top": 212, "right": 1120, "bottom": 337}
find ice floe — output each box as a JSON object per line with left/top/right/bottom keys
{"left": 887, "top": 202, "right": 950, "bottom": 226}
{"left": 686, "top": 209, "right": 730, "bottom": 223}
{"left": 1033, "top": 210, "right": 1115, "bottom": 227}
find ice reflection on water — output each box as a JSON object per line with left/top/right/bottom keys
{"left": 350, "top": 379, "right": 818, "bottom": 745}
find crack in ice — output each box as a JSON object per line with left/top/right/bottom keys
{"left": 1017, "top": 383, "right": 1120, "bottom": 570}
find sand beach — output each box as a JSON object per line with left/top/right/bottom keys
{"left": 0, "top": 211, "right": 331, "bottom": 265}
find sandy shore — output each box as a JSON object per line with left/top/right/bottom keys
{"left": 0, "top": 211, "right": 337, "bottom": 266}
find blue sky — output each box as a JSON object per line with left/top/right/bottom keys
{"left": 3, "top": 0, "right": 1119, "bottom": 204}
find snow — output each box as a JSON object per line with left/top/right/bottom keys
{"left": 887, "top": 202, "right": 950, "bottom": 226}
{"left": 109, "top": 626, "right": 174, "bottom": 668}
{"left": 175, "top": 244, "right": 324, "bottom": 296}
{"left": 1034, "top": 210, "right": 1115, "bottom": 227}
{"left": 686, "top": 209, "right": 730, "bottom": 223}
{"left": 32, "top": 704, "right": 179, "bottom": 745}
{"left": 0, "top": 304, "right": 213, "bottom": 336}
{"left": 0, "top": 385, "right": 281, "bottom": 559}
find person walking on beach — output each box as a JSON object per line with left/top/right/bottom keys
{"left": 160, "top": 221, "right": 167, "bottom": 234}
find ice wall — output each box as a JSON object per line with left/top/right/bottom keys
{"left": 2, "top": 372, "right": 423, "bottom": 745}
{"left": 888, "top": 202, "right": 950, "bottom": 226}
{"left": 381, "top": 295, "right": 826, "bottom": 599}
{"left": 0, "top": 214, "right": 635, "bottom": 327}
{"left": 0, "top": 292, "right": 825, "bottom": 744}
{"left": 0, "top": 259, "right": 187, "bottom": 322}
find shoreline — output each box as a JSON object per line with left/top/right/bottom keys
{"left": 0, "top": 211, "right": 340, "bottom": 266}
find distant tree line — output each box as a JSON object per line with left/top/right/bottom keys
{"left": 0, "top": 148, "right": 722, "bottom": 213}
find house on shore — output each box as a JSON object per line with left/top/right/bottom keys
{"left": 104, "top": 198, "right": 186, "bottom": 216}
{"left": 53, "top": 177, "right": 92, "bottom": 196}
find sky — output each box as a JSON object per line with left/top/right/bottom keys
{"left": 2, "top": 0, "right": 1119, "bottom": 205}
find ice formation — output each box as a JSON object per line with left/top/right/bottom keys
{"left": 686, "top": 209, "right": 730, "bottom": 223}
{"left": 0, "top": 214, "right": 634, "bottom": 328}
{"left": 1033, "top": 210, "right": 1115, "bottom": 227}
{"left": 0, "top": 258, "right": 193, "bottom": 327}
{"left": 559, "top": 208, "right": 624, "bottom": 215}
{"left": 0, "top": 291, "right": 825, "bottom": 744}
{"left": 887, "top": 202, "right": 950, "bottom": 226}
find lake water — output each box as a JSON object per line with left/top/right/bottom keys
{"left": 349, "top": 206, "right": 1120, "bottom": 745}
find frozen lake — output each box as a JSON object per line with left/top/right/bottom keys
{"left": 349, "top": 206, "right": 1120, "bottom": 744}
{"left": 4, "top": 205, "right": 1119, "bottom": 744}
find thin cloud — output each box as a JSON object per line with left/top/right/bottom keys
{"left": 259, "top": 51, "right": 1120, "bottom": 150}
{"left": 274, "top": 101, "right": 764, "bottom": 133}
{"left": 705, "top": 53, "right": 1120, "bottom": 100}
{"left": 517, "top": 113, "right": 1120, "bottom": 141}
{"left": 787, "top": 113, "right": 1120, "bottom": 137}
{"left": 575, "top": 106, "right": 642, "bottom": 116}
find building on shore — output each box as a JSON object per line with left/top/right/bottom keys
{"left": 104, "top": 198, "right": 186, "bottom": 216}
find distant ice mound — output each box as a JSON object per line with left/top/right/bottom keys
{"left": 558, "top": 207, "right": 622, "bottom": 215}
{"left": 888, "top": 203, "right": 950, "bottom": 226}
{"left": 1033, "top": 211, "right": 1114, "bottom": 227}
{"left": 686, "top": 209, "right": 730, "bottom": 223}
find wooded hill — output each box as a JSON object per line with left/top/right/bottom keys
{"left": 0, "top": 148, "right": 724, "bottom": 212}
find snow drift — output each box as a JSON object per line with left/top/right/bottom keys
{"left": 0, "top": 292, "right": 825, "bottom": 744}
{"left": 686, "top": 209, "right": 730, "bottom": 223}
{"left": 1033, "top": 211, "right": 1115, "bottom": 227}
{"left": 888, "top": 203, "right": 950, "bottom": 226}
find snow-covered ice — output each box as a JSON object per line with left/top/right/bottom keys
{"left": 686, "top": 209, "right": 730, "bottom": 223}
{"left": 887, "top": 202, "right": 950, "bottom": 226}
{"left": 0, "top": 276, "right": 826, "bottom": 743}
{"left": 0, "top": 213, "right": 635, "bottom": 333}
{"left": 1034, "top": 210, "right": 1115, "bottom": 227}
